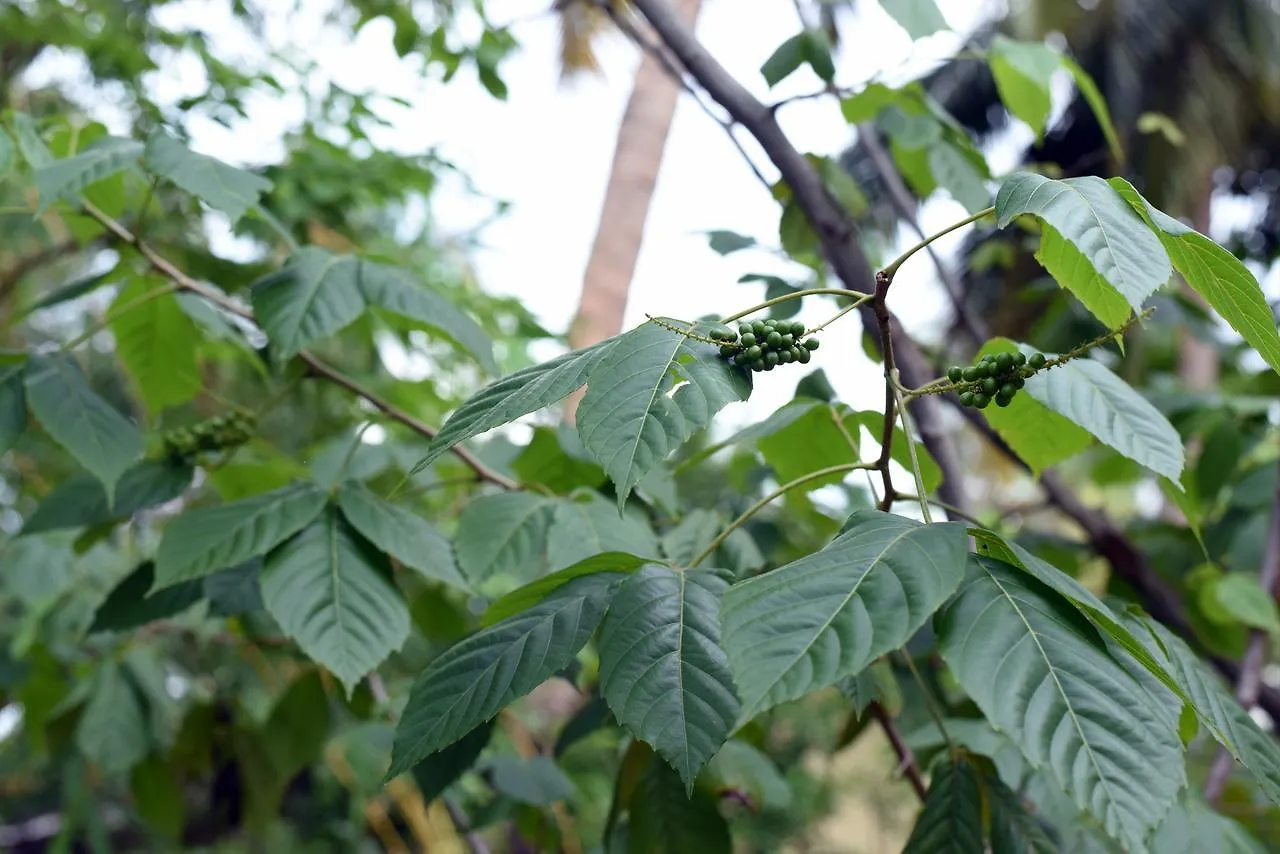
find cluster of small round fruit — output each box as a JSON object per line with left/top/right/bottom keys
{"left": 710, "top": 317, "right": 820, "bottom": 372}
{"left": 163, "top": 411, "right": 257, "bottom": 459}
{"left": 947, "top": 351, "right": 1048, "bottom": 409}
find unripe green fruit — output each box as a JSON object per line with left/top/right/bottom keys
{"left": 996, "top": 393, "right": 1014, "bottom": 407}
{"left": 1014, "top": 377, "right": 1025, "bottom": 389}
{"left": 763, "top": 360, "right": 776, "bottom": 371}
{"left": 720, "top": 344, "right": 737, "bottom": 358}
{"left": 797, "top": 348, "right": 811, "bottom": 363}
{"left": 959, "top": 391, "right": 975, "bottom": 406}
{"left": 982, "top": 377, "right": 998, "bottom": 395}
{"left": 948, "top": 366, "right": 963, "bottom": 382}
{"left": 739, "top": 323, "right": 754, "bottom": 336}
{"left": 780, "top": 334, "right": 794, "bottom": 347}
{"left": 752, "top": 321, "right": 767, "bottom": 336}
{"left": 962, "top": 366, "right": 980, "bottom": 382}
{"left": 751, "top": 361, "right": 765, "bottom": 372}
{"left": 999, "top": 383, "right": 1017, "bottom": 398}
{"left": 745, "top": 345, "right": 762, "bottom": 360}
{"left": 789, "top": 346, "right": 803, "bottom": 361}
{"left": 780, "top": 350, "right": 794, "bottom": 364}
{"left": 766, "top": 331, "right": 782, "bottom": 347}
{"left": 710, "top": 324, "right": 735, "bottom": 341}
{"left": 1030, "top": 352, "right": 1047, "bottom": 369}
{"left": 764, "top": 351, "right": 780, "bottom": 367}
{"left": 995, "top": 352, "right": 1014, "bottom": 371}
{"left": 1013, "top": 351, "right": 1027, "bottom": 367}
{"left": 764, "top": 318, "right": 778, "bottom": 328}
{"left": 803, "top": 338, "right": 820, "bottom": 351}
{"left": 973, "top": 393, "right": 990, "bottom": 409}
{"left": 985, "top": 362, "right": 1002, "bottom": 378}
{"left": 792, "top": 321, "right": 807, "bottom": 336}
{"left": 740, "top": 333, "right": 757, "bottom": 347}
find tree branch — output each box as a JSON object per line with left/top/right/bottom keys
{"left": 79, "top": 202, "right": 518, "bottom": 491}
{"left": 869, "top": 701, "right": 929, "bottom": 800}
{"left": 1205, "top": 460, "right": 1280, "bottom": 802}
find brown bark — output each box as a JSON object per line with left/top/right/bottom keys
{"left": 564, "top": 0, "right": 702, "bottom": 418}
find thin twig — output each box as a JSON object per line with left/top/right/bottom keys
{"left": 879, "top": 206, "right": 994, "bottom": 281}
{"left": 1205, "top": 459, "right": 1280, "bottom": 802}
{"left": 869, "top": 701, "right": 928, "bottom": 800}
{"left": 78, "top": 200, "right": 517, "bottom": 490}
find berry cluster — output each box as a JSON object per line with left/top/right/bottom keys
{"left": 163, "top": 411, "right": 257, "bottom": 459}
{"left": 711, "top": 318, "right": 820, "bottom": 372}
{"left": 946, "top": 351, "right": 1048, "bottom": 409}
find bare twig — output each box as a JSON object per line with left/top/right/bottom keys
{"left": 79, "top": 201, "right": 518, "bottom": 490}
{"left": 1205, "top": 460, "right": 1280, "bottom": 802}
{"left": 869, "top": 701, "right": 929, "bottom": 799}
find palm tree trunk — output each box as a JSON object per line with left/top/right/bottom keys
{"left": 564, "top": 0, "right": 702, "bottom": 418}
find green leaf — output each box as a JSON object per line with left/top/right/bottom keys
{"left": 359, "top": 260, "right": 496, "bottom": 373}
{"left": 996, "top": 172, "right": 1172, "bottom": 313}
{"left": 454, "top": 492, "right": 554, "bottom": 586}
{"left": 721, "top": 511, "right": 968, "bottom": 719}
{"left": 757, "top": 401, "right": 860, "bottom": 489}
{"left": 701, "top": 740, "right": 791, "bottom": 811}
{"left": 927, "top": 142, "right": 989, "bottom": 213}
{"left": 130, "top": 757, "right": 185, "bottom": 838}
{"left": 973, "top": 338, "right": 1093, "bottom": 474}
{"left": 578, "top": 320, "right": 751, "bottom": 509}
{"left": 879, "top": 0, "right": 948, "bottom": 40}
{"left": 1209, "top": 573, "right": 1280, "bottom": 633}
{"left": 143, "top": 130, "right": 272, "bottom": 224}
{"left": 25, "top": 353, "right": 143, "bottom": 503}
{"left": 8, "top": 112, "right": 53, "bottom": 167}
{"left": 779, "top": 199, "right": 821, "bottom": 259}
{"left": 337, "top": 481, "right": 467, "bottom": 590}
{"left": 1135, "top": 617, "right": 1280, "bottom": 804}
{"left": 761, "top": 33, "right": 807, "bottom": 87}
{"left": 1036, "top": 225, "right": 1133, "bottom": 329}
{"left": 23, "top": 458, "right": 193, "bottom": 534}
{"left": 987, "top": 771, "right": 1058, "bottom": 854}
{"left": 599, "top": 566, "right": 740, "bottom": 790}
{"left": 34, "top": 136, "right": 142, "bottom": 211}
{"left": 853, "top": 410, "right": 944, "bottom": 492}
{"left": 1110, "top": 178, "right": 1280, "bottom": 376}
{"left": 0, "top": 361, "right": 27, "bottom": 454}
{"left": 1151, "top": 794, "right": 1270, "bottom": 854}
{"left": 260, "top": 509, "right": 410, "bottom": 693}
{"left": 204, "top": 561, "right": 265, "bottom": 617}
{"left": 89, "top": 563, "right": 203, "bottom": 633}
{"left": 481, "top": 552, "right": 648, "bottom": 626}
{"left": 512, "top": 425, "right": 606, "bottom": 493}
{"left": 903, "top": 756, "right": 984, "bottom": 853}
{"left": 110, "top": 277, "right": 202, "bottom": 413}
{"left": 627, "top": 757, "right": 732, "bottom": 854}
{"left": 153, "top": 482, "right": 327, "bottom": 588}
{"left": 660, "top": 509, "right": 723, "bottom": 566}
{"left": 546, "top": 492, "right": 661, "bottom": 571}
{"left": 386, "top": 574, "right": 617, "bottom": 778}
{"left": 706, "top": 230, "right": 756, "bottom": 255}
{"left": 412, "top": 338, "right": 617, "bottom": 474}
{"left": 485, "top": 755, "right": 576, "bottom": 805}
{"left": 412, "top": 720, "right": 493, "bottom": 799}
{"left": 1064, "top": 58, "right": 1124, "bottom": 167}
{"left": 262, "top": 672, "right": 333, "bottom": 780}
{"left": 250, "top": 247, "right": 366, "bottom": 359}
{"left": 801, "top": 30, "right": 835, "bottom": 83}
{"left": 1024, "top": 357, "right": 1184, "bottom": 481}
{"left": 840, "top": 82, "right": 903, "bottom": 123}
{"left": 0, "top": 126, "right": 12, "bottom": 177}
{"left": 936, "top": 556, "right": 1185, "bottom": 850}
{"left": 75, "top": 660, "right": 149, "bottom": 777}
{"left": 987, "top": 36, "right": 1060, "bottom": 137}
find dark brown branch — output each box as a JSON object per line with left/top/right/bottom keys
{"left": 869, "top": 701, "right": 929, "bottom": 799}
{"left": 79, "top": 201, "right": 518, "bottom": 491}
{"left": 1205, "top": 460, "right": 1280, "bottom": 802}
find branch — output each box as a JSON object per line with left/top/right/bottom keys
{"left": 79, "top": 202, "right": 518, "bottom": 491}
{"left": 1205, "top": 460, "right": 1280, "bottom": 802}
{"left": 869, "top": 701, "right": 929, "bottom": 800}
{"left": 630, "top": 0, "right": 969, "bottom": 517}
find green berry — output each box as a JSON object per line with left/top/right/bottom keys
{"left": 959, "top": 391, "right": 975, "bottom": 407}
{"left": 780, "top": 350, "right": 794, "bottom": 364}
{"left": 740, "top": 332, "right": 757, "bottom": 347}
{"left": 947, "top": 366, "right": 963, "bottom": 382}
{"left": 764, "top": 318, "right": 777, "bottom": 328}
{"left": 803, "top": 338, "right": 820, "bottom": 351}
{"left": 996, "top": 393, "right": 1014, "bottom": 407}
{"left": 1029, "top": 353, "right": 1047, "bottom": 369}
{"left": 962, "top": 366, "right": 981, "bottom": 382}
{"left": 745, "top": 345, "right": 762, "bottom": 360}
{"left": 982, "top": 377, "right": 998, "bottom": 394}
{"left": 973, "top": 393, "right": 990, "bottom": 409}
{"left": 789, "top": 346, "right": 803, "bottom": 361}
{"left": 1000, "top": 383, "right": 1017, "bottom": 398}
{"left": 751, "top": 361, "right": 765, "bottom": 372}
{"left": 752, "top": 321, "right": 767, "bottom": 336}
{"left": 709, "top": 324, "right": 734, "bottom": 341}
{"left": 739, "top": 322, "right": 754, "bottom": 336}
{"left": 765, "top": 331, "right": 781, "bottom": 348}
{"left": 792, "top": 321, "right": 807, "bottom": 336}
{"left": 980, "top": 353, "right": 995, "bottom": 364}
{"left": 986, "top": 361, "right": 1004, "bottom": 378}
{"left": 1013, "top": 351, "right": 1027, "bottom": 366}
{"left": 1014, "top": 377, "right": 1025, "bottom": 389}
{"left": 764, "top": 351, "right": 780, "bottom": 367}
{"left": 996, "top": 352, "right": 1014, "bottom": 371}
{"left": 797, "top": 348, "right": 811, "bottom": 364}
{"left": 780, "top": 334, "right": 794, "bottom": 347}
{"left": 719, "top": 344, "right": 737, "bottom": 358}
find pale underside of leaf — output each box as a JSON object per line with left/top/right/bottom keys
{"left": 143, "top": 130, "right": 272, "bottom": 224}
